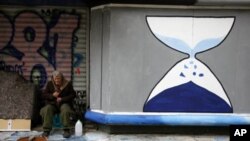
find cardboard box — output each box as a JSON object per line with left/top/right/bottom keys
{"left": 0, "top": 119, "right": 31, "bottom": 131}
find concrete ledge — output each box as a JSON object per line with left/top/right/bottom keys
{"left": 98, "top": 125, "right": 229, "bottom": 134}
{"left": 85, "top": 110, "right": 250, "bottom": 126}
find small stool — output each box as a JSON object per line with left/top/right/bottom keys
{"left": 53, "top": 114, "right": 62, "bottom": 128}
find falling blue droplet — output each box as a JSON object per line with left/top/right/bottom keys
{"left": 194, "top": 65, "right": 197, "bottom": 69}
{"left": 180, "top": 72, "right": 185, "bottom": 77}
{"left": 199, "top": 73, "right": 204, "bottom": 77}
{"left": 193, "top": 72, "right": 196, "bottom": 76}
{"left": 184, "top": 64, "right": 188, "bottom": 69}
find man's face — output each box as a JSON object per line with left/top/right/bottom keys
{"left": 54, "top": 76, "right": 62, "bottom": 86}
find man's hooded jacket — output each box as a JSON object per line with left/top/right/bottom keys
{"left": 42, "top": 75, "right": 76, "bottom": 108}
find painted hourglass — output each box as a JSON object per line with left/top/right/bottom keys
{"left": 143, "top": 16, "right": 235, "bottom": 113}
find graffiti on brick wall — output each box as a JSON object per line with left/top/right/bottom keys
{"left": 0, "top": 9, "right": 84, "bottom": 88}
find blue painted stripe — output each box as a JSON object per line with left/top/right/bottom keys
{"left": 85, "top": 110, "right": 250, "bottom": 126}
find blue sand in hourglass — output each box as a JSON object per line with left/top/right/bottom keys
{"left": 156, "top": 34, "right": 223, "bottom": 57}
{"left": 143, "top": 81, "right": 233, "bottom": 113}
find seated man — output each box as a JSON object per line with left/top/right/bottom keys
{"left": 40, "top": 70, "right": 76, "bottom": 138}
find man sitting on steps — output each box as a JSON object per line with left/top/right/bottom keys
{"left": 40, "top": 70, "right": 76, "bottom": 138}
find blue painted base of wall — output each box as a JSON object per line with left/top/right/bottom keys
{"left": 85, "top": 110, "right": 250, "bottom": 126}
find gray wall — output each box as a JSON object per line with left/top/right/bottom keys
{"left": 90, "top": 5, "right": 250, "bottom": 113}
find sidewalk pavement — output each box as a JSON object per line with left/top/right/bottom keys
{"left": 0, "top": 130, "right": 229, "bottom": 141}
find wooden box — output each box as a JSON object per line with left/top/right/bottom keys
{"left": 0, "top": 119, "right": 31, "bottom": 131}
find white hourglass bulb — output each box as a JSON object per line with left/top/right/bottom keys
{"left": 146, "top": 17, "right": 234, "bottom": 56}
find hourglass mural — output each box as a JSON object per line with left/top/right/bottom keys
{"left": 143, "top": 16, "right": 235, "bottom": 113}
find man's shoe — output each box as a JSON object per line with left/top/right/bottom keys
{"left": 42, "top": 131, "right": 50, "bottom": 137}
{"left": 63, "top": 129, "right": 71, "bottom": 138}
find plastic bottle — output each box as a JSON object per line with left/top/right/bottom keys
{"left": 75, "top": 119, "right": 83, "bottom": 136}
